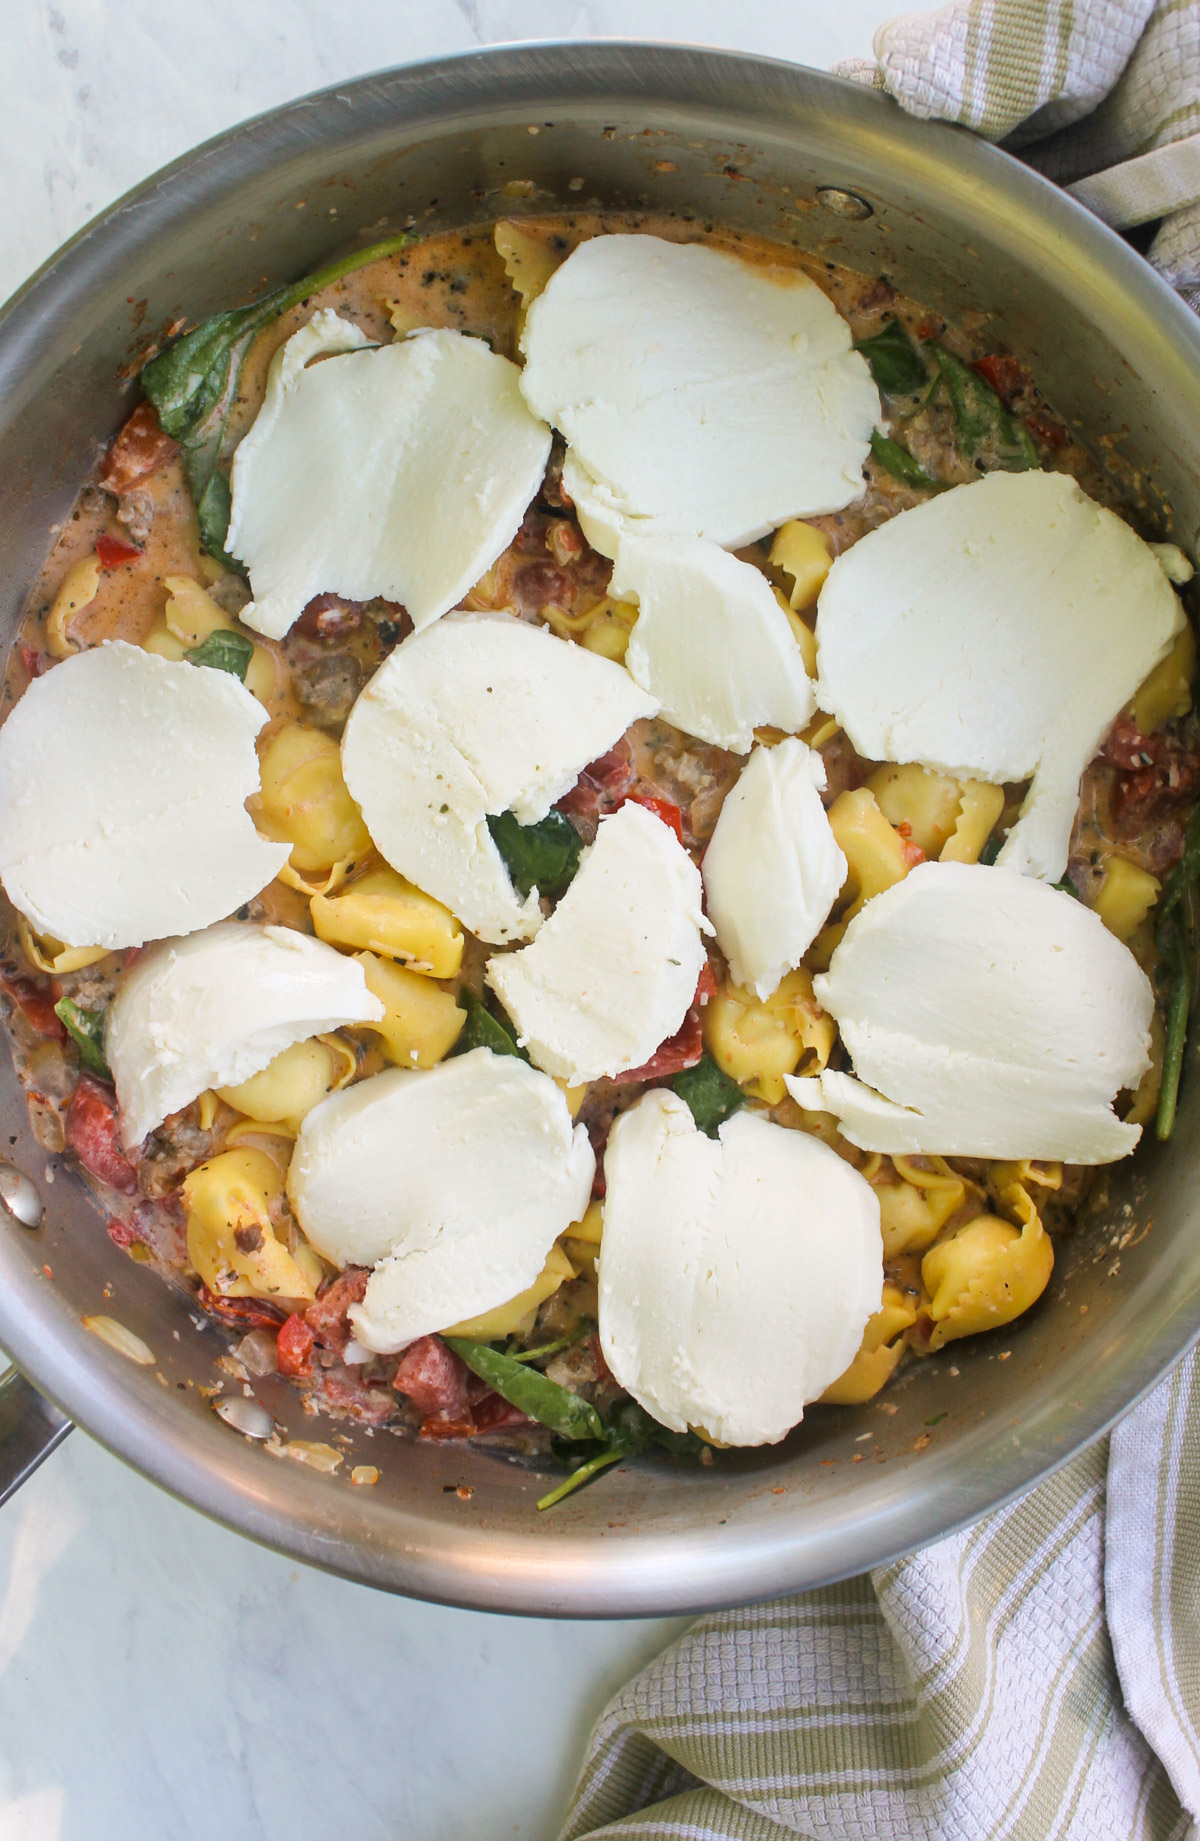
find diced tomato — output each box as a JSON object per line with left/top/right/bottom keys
{"left": 1, "top": 972, "right": 65, "bottom": 1039}
{"left": 95, "top": 533, "right": 144, "bottom": 568}
{"left": 614, "top": 1007, "right": 704, "bottom": 1084}
{"left": 622, "top": 792, "right": 684, "bottom": 843}
{"left": 591, "top": 1332, "right": 613, "bottom": 1387}
{"left": 472, "top": 1390, "right": 529, "bottom": 1433}
{"left": 98, "top": 402, "right": 179, "bottom": 496}
{"left": 106, "top": 1217, "right": 141, "bottom": 1250}
{"left": 1025, "top": 411, "right": 1066, "bottom": 449}
{"left": 557, "top": 740, "right": 636, "bottom": 825}
{"left": 304, "top": 1267, "right": 369, "bottom": 1355}
{"left": 1102, "top": 716, "right": 1156, "bottom": 772}
{"left": 20, "top": 646, "right": 47, "bottom": 679}
{"left": 197, "top": 1287, "right": 288, "bottom": 1331}
{"left": 971, "top": 352, "right": 1030, "bottom": 406}
{"left": 277, "top": 1313, "right": 316, "bottom": 1378}
{"left": 695, "top": 960, "right": 718, "bottom": 1006}
{"left": 65, "top": 1075, "right": 137, "bottom": 1193}
{"left": 394, "top": 1334, "right": 471, "bottom": 1418}
{"left": 900, "top": 838, "right": 927, "bottom": 870}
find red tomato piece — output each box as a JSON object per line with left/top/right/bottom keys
{"left": 277, "top": 1313, "right": 316, "bottom": 1378}
{"left": 20, "top": 646, "right": 47, "bottom": 679}
{"left": 556, "top": 740, "right": 636, "bottom": 825}
{"left": 1024, "top": 412, "right": 1066, "bottom": 450}
{"left": 471, "top": 1391, "right": 529, "bottom": 1433}
{"left": 418, "top": 1412, "right": 476, "bottom": 1440}
{"left": 98, "top": 402, "right": 179, "bottom": 496}
{"left": 1, "top": 973, "right": 65, "bottom": 1039}
{"left": 394, "top": 1334, "right": 471, "bottom": 1418}
{"left": 65, "top": 1075, "right": 137, "bottom": 1193}
{"left": 971, "top": 352, "right": 1030, "bottom": 406}
{"left": 622, "top": 792, "right": 684, "bottom": 843}
{"left": 95, "top": 533, "right": 144, "bottom": 568}
{"left": 613, "top": 1008, "right": 704, "bottom": 1084}
{"left": 197, "top": 1287, "right": 287, "bottom": 1331}
{"left": 695, "top": 959, "right": 718, "bottom": 1005}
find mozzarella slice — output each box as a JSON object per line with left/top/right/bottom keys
{"left": 0, "top": 641, "right": 288, "bottom": 951}
{"left": 518, "top": 235, "right": 878, "bottom": 558}
{"left": 485, "top": 802, "right": 710, "bottom": 1083}
{"left": 610, "top": 536, "right": 815, "bottom": 750}
{"left": 787, "top": 860, "right": 1153, "bottom": 1162}
{"left": 815, "top": 471, "right": 1186, "bottom": 882}
{"left": 228, "top": 312, "right": 552, "bottom": 640}
{"left": 702, "top": 740, "right": 846, "bottom": 999}
{"left": 106, "top": 921, "right": 384, "bottom": 1148}
{"left": 599, "top": 1090, "right": 881, "bottom": 1445}
{"left": 341, "top": 611, "right": 656, "bottom": 944}
{"left": 287, "top": 1048, "right": 594, "bottom": 1352}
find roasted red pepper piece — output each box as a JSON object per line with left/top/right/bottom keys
{"left": 612, "top": 962, "right": 715, "bottom": 1084}
{"left": 98, "top": 402, "right": 178, "bottom": 497}
{"left": 65, "top": 1074, "right": 137, "bottom": 1193}
{"left": 556, "top": 740, "right": 636, "bottom": 825}
{"left": 622, "top": 792, "right": 685, "bottom": 843}
{"left": 471, "top": 1390, "right": 529, "bottom": 1433}
{"left": 95, "top": 533, "right": 144, "bottom": 568}
{"left": 0, "top": 972, "right": 65, "bottom": 1039}
{"left": 196, "top": 1287, "right": 287, "bottom": 1331}
{"left": 1024, "top": 411, "right": 1066, "bottom": 450}
{"left": 304, "top": 1267, "right": 369, "bottom": 1356}
{"left": 277, "top": 1312, "right": 316, "bottom": 1377}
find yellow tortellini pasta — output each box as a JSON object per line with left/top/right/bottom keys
{"left": 256, "top": 721, "right": 372, "bottom": 885}
{"left": 1093, "top": 855, "right": 1161, "bottom": 942}
{"left": 940, "top": 780, "right": 1006, "bottom": 864}
{"left": 1126, "top": 1008, "right": 1166, "bottom": 1127}
{"left": 494, "top": 219, "right": 566, "bottom": 312}
{"left": 310, "top": 866, "right": 464, "bottom": 977}
{"left": 540, "top": 596, "right": 637, "bottom": 661}
{"left": 182, "top": 1147, "right": 316, "bottom": 1301}
{"left": 769, "top": 520, "right": 833, "bottom": 610}
{"left": 46, "top": 555, "right": 101, "bottom": 658}
{"left": 560, "top": 1196, "right": 603, "bottom": 1276}
{"left": 867, "top": 765, "right": 1005, "bottom": 865}
{"left": 820, "top": 1282, "right": 918, "bottom": 1404}
{"left": 771, "top": 588, "right": 819, "bottom": 676}
{"left": 355, "top": 950, "right": 465, "bottom": 1068}
{"left": 704, "top": 967, "right": 836, "bottom": 1104}
{"left": 873, "top": 1155, "right": 972, "bottom": 1258}
{"left": 143, "top": 576, "right": 275, "bottom": 704}
{"left": 17, "top": 915, "right": 108, "bottom": 975}
{"left": 216, "top": 1036, "right": 349, "bottom": 1134}
{"left": 441, "top": 1243, "right": 577, "bottom": 1340}
{"left": 1127, "top": 621, "right": 1196, "bottom": 735}
{"left": 920, "top": 1184, "right": 1054, "bottom": 1351}
{"left": 810, "top": 788, "right": 915, "bottom": 967}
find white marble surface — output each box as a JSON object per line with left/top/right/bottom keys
{"left": 0, "top": 4, "right": 902, "bottom": 1838}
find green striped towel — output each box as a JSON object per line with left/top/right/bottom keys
{"left": 559, "top": 8, "right": 1200, "bottom": 1836}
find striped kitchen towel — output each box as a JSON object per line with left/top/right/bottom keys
{"left": 559, "top": 1352, "right": 1200, "bottom": 1839}
{"left": 558, "top": 7, "right": 1200, "bottom": 1836}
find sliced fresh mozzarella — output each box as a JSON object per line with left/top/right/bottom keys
{"left": 287, "top": 1048, "right": 594, "bottom": 1352}
{"left": 0, "top": 641, "right": 288, "bottom": 951}
{"left": 340, "top": 611, "right": 656, "bottom": 943}
{"left": 610, "top": 536, "right": 815, "bottom": 750}
{"left": 815, "top": 471, "right": 1186, "bottom": 881}
{"left": 106, "top": 921, "right": 383, "bottom": 1148}
{"left": 228, "top": 312, "right": 552, "bottom": 640}
{"left": 518, "top": 235, "right": 878, "bottom": 557}
{"left": 485, "top": 802, "right": 710, "bottom": 1082}
{"left": 599, "top": 1090, "right": 881, "bottom": 1445}
{"left": 702, "top": 740, "right": 846, "bottom": 998}
{"left": 787, "top": 860, "right": 1153, "bottom": 1162}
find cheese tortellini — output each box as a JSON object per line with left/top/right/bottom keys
{"left": 310, "top": 866, "right": 464, "bottom": 977}
{"left": 872, "top": 1155, "right": 972, "bottom": 1258}
{"left": 256, "top": 721, "right": 372, "bottom": 886}
{"left": 355, "top": 950, "right": 465, "bottom": 1068}
{"left": 704, "top": 967, "right": 835, "bottom": 1104}
{"left": 143, "top": 576, "right": 276, "bottom": 704}
{"left": 920, "top": 1176, "right": 1054, "bottom": 1350}
{"left": 820, "top": 1282, "right": 918, "bottom": 1404}
{"left": 182, "top": 1146, "right": 317, "bottom": 1301}
{"left": 216, "top": 1035, "right": 353, "bottom": 1134}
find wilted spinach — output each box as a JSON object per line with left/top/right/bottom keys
{"left": 450, "top": 991, "right": 529, "bottom": 1063}
{"left": 54, "top": 998, "right": 110, "bottom": 1078}
{"left": 929, "top": 344, "right": 1038, "bottom": 472}
{"left": 487, "top": 808, "right": 582, "bottom": 901}
{"left": 869, "top": 430, "right": 942, "bottom": 492}
{"left": 185, "top": 630, "right": 253, "bottom": 681}
{"left": 671, "top": 1051, "right": 745, "bottom": 1137}
{"left": 854, "top": 319, "right": 928, "bottom": 396}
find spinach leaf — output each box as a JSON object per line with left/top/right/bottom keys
{"left": 930, "top": 344, "right": 1038, "bottom": 472}
{"left": 140, "top": 230, "right": 412, "bottom": 564}
{"left": 537, "top": 1442, "right": 632, "bottom": 1510}
{"left": 54, "top": 998, "right": 110, "bottom": 1078}
{"left": 1051, "top": 875, "right": 1080, "bottom": 899}
{"left": 185, "top": 629, "right": 253, "bottom": 681}
{"left": 536, "top": 1400, "right": 705, "bottom": 1510}
{"left": 450, "top": 990, "right": 529, "bottom": 1063}
{"left": 487, "top": 808, "right": 582, "bottom": 901}
{"left": 442, "top": 1336, "right": 605, "bottom": 1441}
{"left": 854, "top": 319, "right": 928, "bottom": 396}
{"left": 506, "top": 1321, "right": 590, "bottom": 1365}
{"left": 1155, "top": 800, "right": 1200, "bottom": 1139}
{"left": 978, "top": 835, "right": 1004, "bottom": 867}
{"left": 671, "top": 1051, "right": 745, "bottom": 1137}
{"left": 870, "top": 430, "right": 942, "bottom": 492}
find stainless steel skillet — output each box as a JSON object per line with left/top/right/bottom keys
{"left": 0, "top": 40, "right": 1198, "bottom": 1617}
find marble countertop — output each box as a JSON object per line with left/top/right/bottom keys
{"left": 0, "top": 4, "right": 899, "bottom": 1837}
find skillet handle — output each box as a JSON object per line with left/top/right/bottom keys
{"left": 0, "top": 1367, "right": 71, "bottom": 1505}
